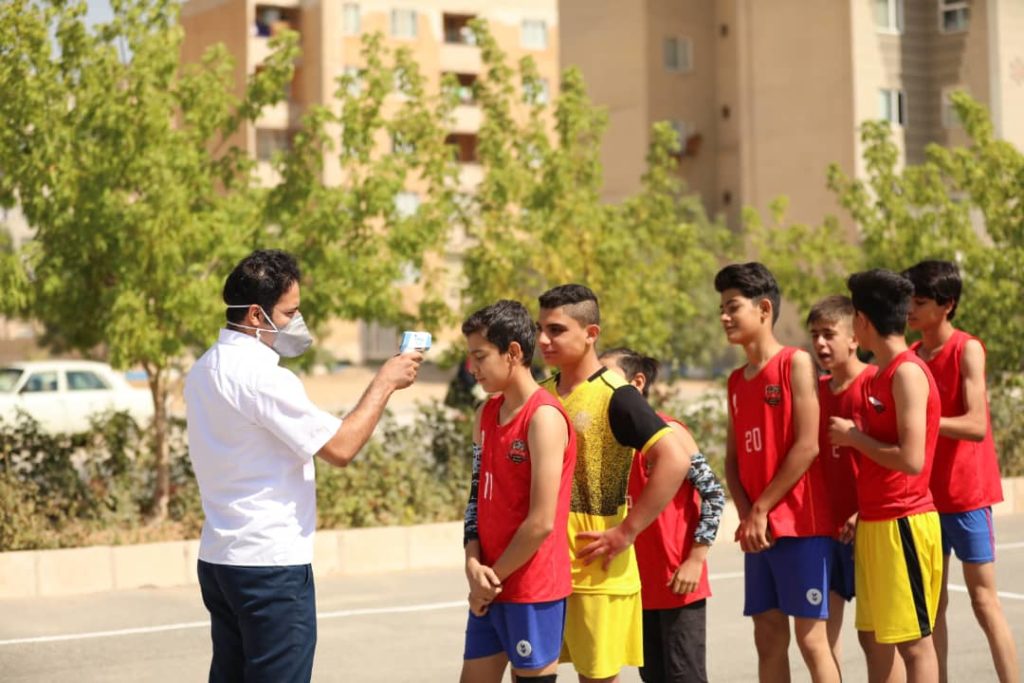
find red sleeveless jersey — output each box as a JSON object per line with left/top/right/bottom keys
{"left": 478, "top": 388, "right": 577, "bottom": 603}
{"left": 727, "top": 346, "right": 830, "bottom": 538}
{"left": 817, "top": 366, "right": 877, "bottom": 535}
{"left": 856, "top": 350, "right": 939, "bottom": 521}
{"left": 911, "top": 330, "right": 1003, "bottom": 513}
{"left": 627, "top": 413, "right": 711, "bottom": 610}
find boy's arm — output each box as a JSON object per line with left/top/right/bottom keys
{"left": 738, "top": 350, "right": 820, "bottom": 553}
{"left": 464, "top": 405, "right": 500, "bottom": 613}
{"left": 724, "top": 413, "right": 751, "bottom": 520}
{"left": 830, "top": 363, "right": 930, "bottom": 474}
{"left": 489, "top": 404, "right": 568, "bottom": 582}
{"left": 939, "top": 338, "right": 988, "bottom": 442}
{"left": 686, "top": 447, "right": 726, "bottom": 546}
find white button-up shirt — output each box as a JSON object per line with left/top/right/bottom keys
{"left": 184, "top": 329, "right": 342, "bottom": 566}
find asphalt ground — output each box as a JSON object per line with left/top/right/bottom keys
{"left": 2, "top": 513, "right": 1023, "bottom": 682}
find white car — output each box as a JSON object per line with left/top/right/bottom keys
{"left": 0, "top": 360, "right": 154, "bottom": 433}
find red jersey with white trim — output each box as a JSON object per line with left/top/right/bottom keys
{"left": 727, "top": 346, "right": 830, "bottom": 538}
{"left": 628, "top": 414, "right": 711, "bottom": 610}
{"left": 478, "top": 388, "right": 577, "bottom": 603}
{"left": 856, "top": 350, "right": 940, "bottom": 521}
{"left": 817, "top": 366, "right": 877, "bottom": 536}
{"left": 911, "top": 330, "right": 1003, "bottom": 513}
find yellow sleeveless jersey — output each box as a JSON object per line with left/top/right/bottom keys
{"left": 542, "top": 367, "right": 671, "bottom": 595}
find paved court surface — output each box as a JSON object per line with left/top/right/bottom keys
{"left": 2, "top": 513, "right": 1022, "bottom": 682}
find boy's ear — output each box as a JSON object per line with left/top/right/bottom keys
{"left": 507, "top": 340, "right": 523, "bottom": 364}
{"left": 758, "top": 297, "right": 773, "bottom": 322}
{"left": 585, "top": 323, "right": 601, "bottom": 344}
{"left": 942, "top": 299, "right": 956, "bottom": 319}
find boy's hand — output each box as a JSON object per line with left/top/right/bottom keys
{"left": 668, "top": 556, "right": 703, "bottom": 594}
{"left": 828, "top": 417, "right": 857, "bottom": 447}
{"left": 576, "top": 525, "right": 635, "bottom": 570}
{"left": 839, "top": 512, "right": 858, "bottom": 544}
{"left": 465, "top": 557, "right": 502, "bottom": 603}
{"left": 468, "top": 593, "right": 492, "bottom": 617}
{"left": 735, "top": 508, "right": 773, "bottom": 553}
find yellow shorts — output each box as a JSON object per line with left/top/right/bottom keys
{"left": 559, "top": 592, "right": 643, "bottom": 678}
{"left": 855, "top": 511, "right": 943, "bottom": 644}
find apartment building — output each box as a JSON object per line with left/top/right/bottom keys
{"left": 560, "top": 0, "right": 1024, "bottom": 230}
{"left": 180, "top": 0, "right": 559, "bottom": 360}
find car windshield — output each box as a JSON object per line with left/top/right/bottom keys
{"left": 0, "top": 368, "right": 23, "bottom": 393}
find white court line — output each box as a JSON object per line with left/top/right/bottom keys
{"left": 1, "top": 555, "right": 1019, "bottom": 647}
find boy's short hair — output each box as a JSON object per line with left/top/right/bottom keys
{"left": 538, "top": 284, "right": 600, "bottom": 327}
{"left": 223, "top": 249, "right": 301, "bottom": 324}
{"left": 714, "top": 262, "right": 781, "bottom": 324}
{"left": 806, "top": 295, "right": 855, "bottom": 328}
{"left": 599, "top": 347, "right": 660, "bottom": 398}
{"left": 847, "top": 269, "right": 914, "bottom": 337}
{"left": 902, "top": 260, "right": 962, "bottom": 321}
{"left": 461, "top": 299, "right": 536, "bottom": 367}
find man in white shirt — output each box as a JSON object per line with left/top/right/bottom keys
{"left": 185, "top": 249, "right": 423, "bottom": 682}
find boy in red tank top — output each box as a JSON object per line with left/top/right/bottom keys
{"left": 460, "top": 300, "right": 577, "bottom": 683}
{"left": 599, "top": 348, "right": 725, "bottom": 683}
{"left": 903, "top": 260, "right": 1017, "bottom": 683}
{"left": 828, "top": 269, "right": 943, "bottom": 683}
{"left": 714, "top": 262, "right": 838, "bottom": 683}
{"left": 807, "top": 296, "right": 902, "bottom": 680}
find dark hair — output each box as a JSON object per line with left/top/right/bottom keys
{"left": 538, "top": 284, "right": 600, "bottom": 326}
{"left": 806, "top": 295, "right": 855, "bottom": 327}
{"left": 223, "top": 250, "right": 302, "bottom": 324}
{"left": 714, "top": 262, "right": 781, "bottom": 324}
{"left": 599, "top": 347, "right": 659, "bottom": 398}
{"left": 847, "top": 269, "right": 914, "bottom": 337}
{"left": 461, "top": 299, "right": 536, "bottom": 366}
{"left": 902, "top": 260, "right": 961, "bottom": 320}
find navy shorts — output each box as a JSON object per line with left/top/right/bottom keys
{"left": 464, "top": 598, "right": 567, "bottom": 670}
{"left": 744, "top": 536, "right": 832, "bottom": 619}
{"left": 829, "top": 539, "right": 855, "bottom": 602}
{"left": 940, "top": 507, "right": 996, "bottom": 563}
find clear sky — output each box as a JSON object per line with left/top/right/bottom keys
{"left": 85, "top": 0, "right": 114, "bottom": 27}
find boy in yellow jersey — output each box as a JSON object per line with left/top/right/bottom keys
{"left": 536, "top": 284, "right": 694, "bottom": 683}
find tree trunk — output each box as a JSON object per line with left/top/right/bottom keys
{"left": 148, "top": 366, "right": 170, "bottom": 523}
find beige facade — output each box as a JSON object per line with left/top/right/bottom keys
{"left": 180, "top": 0, "right": 559, "bottom": 361}
{"left": 560, "top": 0, "right": 1024, "bottom": 230}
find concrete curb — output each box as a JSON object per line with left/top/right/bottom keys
{"left": 2, "top": 478, "right": 1022, "bottom": 600}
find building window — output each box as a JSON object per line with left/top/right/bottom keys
{"left": 443, "top": 14, "right": 477, "bottom": 45}
{"left": 256, "top": 128, "right": 294, "bottom": 161}
{"left": 940, "top": 0, "right": 969, "bottom": 33}
{"left": 444, "top": 72, "right": 478, "bottom": 104}
{"left": 873, "top": 0, "right": 903, "bottom": 33}
{"left": 391, "top": 9, "right": 417, "bottom": 39}
{"left": 395, "top": 192, "right": 420, "bottom": 218}
{"left": 941, "top": 86, "right": 962, "bottom": 128}
{"left": 521, "top": 20, "right": 548, "bottom": 50}
{"left": 878, "top": 88, "right": 906, "bottom": 125}
{"left": 522, "top": 77, "right": 549, "bottom": 105}
{"left": 341, "top": 65, "right": 363, "bottom": 96}
{"left": 663, "top": 37, "right": 693, "bottom": 72}
{"left": 342, "top": 3, "right": 360, "bottom": 36}
{"left": 254, "top": 5, "right": 298, "bottom": 38}
{"left": 445, "top": 133, "right": 478, "bottom": 163}
{"left": 391, "top": 133, "right": 415, "bottom": 155}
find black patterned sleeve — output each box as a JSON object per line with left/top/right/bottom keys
{"left": 687, "top": 452, "right": 725, "bottom": 545}
{"left": 463, "top": 443, "right": 482, "bottom": 546}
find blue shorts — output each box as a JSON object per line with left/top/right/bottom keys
{"left": 744, "top": 536, "right": 832, "bottom": 619}
{"left": 940, "top": 507, "right": 995, "bottom": 563}
{"left": 830, "top": 539, "right": 855, "bottom": 602}
{"left": 464, "top": 599, "right": 566, "bottom": 669}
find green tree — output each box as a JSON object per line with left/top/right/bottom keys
{"left": 0, "top": 0, "right": 298, "bottom": 519}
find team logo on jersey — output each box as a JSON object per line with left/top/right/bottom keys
{"left": 868, "top": 395, "right": 886, "bottom": 413}
{"left": 764, "top": 384, "right": 782, "bottom": 407}
{"left": 507, "top": 439, "right": 528, "bottom": 464}
{"left": 516, "top": 639, "right": 533, "bottom": 657}
{"left": 806, "top": 588, "right": 823, "bottom": 606}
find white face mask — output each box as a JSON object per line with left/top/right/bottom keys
{"left": 226, "top": 305, "right": 313, "bottom": 358}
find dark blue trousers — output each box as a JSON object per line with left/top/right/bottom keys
{"left": 197, "top": 560, "right": 317, "bottom": 683}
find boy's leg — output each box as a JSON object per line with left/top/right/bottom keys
{"left": 752, "top": 610, "right": 791, "bottom": 682}
{"left": 933, "top": 553, "right": 951, "bottom": 683}
{"left": 660, "top": 600, "right": 708, "bottom": 683}
{"left": 963, "top": 561, "right": 1020, "bottom": 683}
{"left": 826, "top": 594, "right": 845, "bottom": 664}
{"left": 857, "top": 631, "right": 905, "bottom": 683}
{"left": 461, "top": 654, "right": 508, "bottom": 683}
{"left": 793, "top": 617, "right": 840, "bottom": 683}
{"left": 638, "top": 609, "right": 665, "bottom": 683}
{"left": 506, "top": 600, "right": 568, "bottom": 682}
{"left": 561, "top": 593, "right": 641, "bottom": 683}
{"left": 462, "top": 606, "right": 509, "bottom": 683}
{"left": 895, "top": 636, "right": 938, "bottom": 683}
{"left": 827, "top": 539, "right": 856, "bottom": 666}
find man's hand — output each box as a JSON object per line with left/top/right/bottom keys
{"left": 669, "top": 556, "right": 703, "bottom": 595}
{"left": 838, "top": 512, "right": 857, "bottom": 544}
{"left": 576, "top": 525, "right": 636, "bottom": 570}
{"left": 828, "top": 417, "right": 857, "bottom": 448}
{"left": 465, "top": 557, "right": 502, "bottom": 604}
{"left": 735, "top": 508, "right": 772, "bottom": 553}
{"left": 378, "top": 351, "right": 423, "bottom": 391}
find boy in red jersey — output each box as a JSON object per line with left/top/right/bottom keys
{"left": 714, "top": 263, "right": 838, "bottom": 683}
{"left": 807, "top": 296, "right": 903, "bottom": 680}
{"left": 599, "top": 348, "right": 726, "bottom": 683}
{"left": 460, "top": 300, "right": 577, "bottom": 683}
{"left": 829, "top": 269, "right": 943, "bottom": 683}
{"left": 903, "top": 260, "right": 1018, "bottom": 683}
